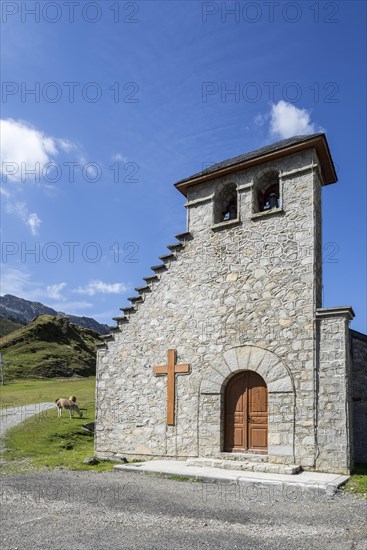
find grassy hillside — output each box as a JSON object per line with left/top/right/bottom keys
{"left": 0, "top": 315, "right": 101, "bottom": 380}
{"left": 0, "top": 316, "right": 25, "bottom": 338}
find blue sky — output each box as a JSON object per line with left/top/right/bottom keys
{"left": 1, "top": 0, "right": 366, "bottom": 332}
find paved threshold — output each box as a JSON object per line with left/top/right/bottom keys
{"left": 114, "top": 459, "right": 349, "bottom": 495}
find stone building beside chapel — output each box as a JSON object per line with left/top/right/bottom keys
{"left": 95, "top": 133, "right": 367, "bottom": 475}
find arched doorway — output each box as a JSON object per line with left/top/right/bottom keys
{"left": 224, "top": 371, "right": 268, "bottom": 453}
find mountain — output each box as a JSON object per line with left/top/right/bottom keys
{"left": 0, "top": 294, "right": 109, "bottom": 334}
{"left": 0, "top": 316, "right": 25, "bottom": 338}
{"left": 0, "top": 315, "right": 101, "bottom": 379}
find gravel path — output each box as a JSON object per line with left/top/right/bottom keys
{"left": 1, "top": 470, "right": 366, "bottom": 550}
{"left": 0, "top": 402, "right": 55, "bottom": 451}
{"left": 0, "top": 405, "right": 366, "bottom": 549}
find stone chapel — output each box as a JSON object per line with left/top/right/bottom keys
{"left": 95, "top": 133, "right": 367, "bottom": 475}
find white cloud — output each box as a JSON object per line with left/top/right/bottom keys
{"left": 0, "top": 265, "right": 56, "bottom": 302}
{"left": 270, "top": 101, "right": 322, "bottom": 139}
{"left": 254, "top": 113, "right": 266, "bottom": 127}
{"left": 5, "top": 201, "right": 42, "bottom": 235}
{"left": 27, "top": 212, "right": 42, "bottom": 235}
{"left": 73, "top": 280, "right": 129, "bottom": 296}
{"left": 0, "top": 266, "right": 34, "bottom": 297}
{"left": 0, "top": 118, "right": 57, "bottom": 181}
{"left": 0, "top": 119, "right": 80, "bottom": 183}
{"left": 46, "top": 282, "right": 67, "bottom": 300}
{"left": 0, "top": 186, "right": 11, "bottom": 198}
{"left": 57, "top": 138, "right": 77, "bottom": 153}
{"left": 1, "top": 118, "right": 82, "bottom": 235}
{"left": 112, "top": 153, "right": 128, "bottom": 162}
{"left": 0, "top": 266, "right": 93, "bottom": 313}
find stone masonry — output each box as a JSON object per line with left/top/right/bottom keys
{"left": 95, "top": 134, "right": 363, "bottom": 475}
{"left": 351, "top": 330, "right": 367, "bottom": 464}
{"left": 315, "top": 308, "right": 354, "bottom": 473}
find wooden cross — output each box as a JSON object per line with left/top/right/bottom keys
{"left": 153, "top": 349, "right": 190, "bottom": 426}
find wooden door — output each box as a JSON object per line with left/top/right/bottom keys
{"left": 224, "top": 371, "right": 268, "bottom": 453}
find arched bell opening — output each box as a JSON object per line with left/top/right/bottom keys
{"left": 254, "top": 169, "right": 281, "bottom": 213}
{"left": 213, "top": 182, "right": 238, "bottom": 224}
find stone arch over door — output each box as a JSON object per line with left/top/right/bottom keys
{"left": 199, "top": 345, "right": 296, "bottom": 463}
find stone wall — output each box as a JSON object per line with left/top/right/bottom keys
{"left": 95, "top": 148, "right": 342, "bottom": 470}
{"left": 315, "top": 309, "right": 354, "bottom": 474}
{"left": 351, "top": 330, "right": 367, "bottom": 463}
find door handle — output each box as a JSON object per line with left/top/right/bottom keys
{"left": 247, "top": 415, "right": 251, "bottom": 422}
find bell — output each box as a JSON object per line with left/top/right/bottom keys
{"left": 269, "top": 192, "right": 278, "bottom": 209}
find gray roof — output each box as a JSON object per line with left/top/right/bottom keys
{"left": 175, "top": 133, "right": 325, "bottom": 185}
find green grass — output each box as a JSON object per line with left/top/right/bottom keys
{"left": 0, "top": 377, "right": 113, "bottom": 472}
{"left": 146, "top": 472, "right": 198, "bottom": 482}
{"left": 164, "top": 474, "right": 193, "bottom": 482}
{"left": 0, "top": 377, "right": 96, "bottom": 408}
{"left": 2, "top": 406, "right": 113, "bottom": 472}
{"left": 343, "top": 464, "right": 367, "bottom": 498}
